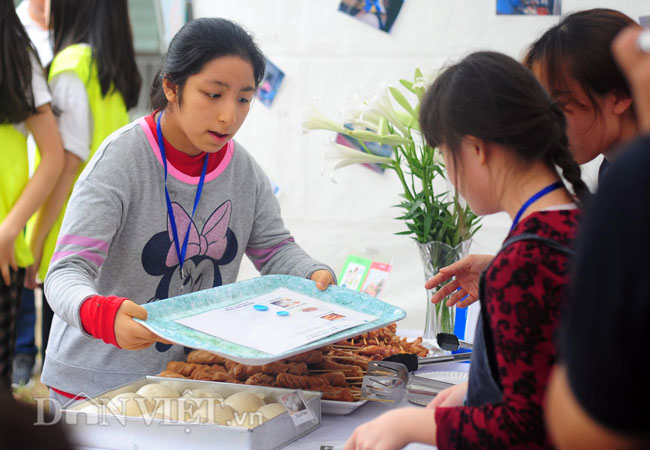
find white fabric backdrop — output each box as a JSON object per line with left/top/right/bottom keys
{"left": 192, "top": 0, "right": 647, "bottom": 331}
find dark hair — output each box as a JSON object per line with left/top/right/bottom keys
{"left": 0, "top": 392, "right": 73, "bottom": 450}
{"left": 150, "top": 18, "right": 266, "bottom": 111}
{"left": 49, "top": 0, "right": 141, "bottom": 109}
{"left": 0, "top": 0, "right": 40, "bottom": 123}
{"left": 523, "top": 8, "right": 638, "bottom": 113}
{"left": 420, "top": 51, "right": 589, "bottom": 203}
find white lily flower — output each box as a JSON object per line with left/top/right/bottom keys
{"left": 374, "top": 89, "right": 409, "bottom": 135}
{"left": 359, "top": 109, "right": 383, "bottom": 128}
{"left": 349, "top": 119, "right": 380, "bottom": 133}
{"left": 323, "top": 142, "right": 393, "bottom": 182}
{"left": 304, "top": 66, "right": 481, "bottom": 250}
{"left": 302, "top": 105, "right": 347, "bottom": 134}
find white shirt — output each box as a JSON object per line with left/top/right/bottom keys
{"left": 16, "top": 1, "right": 52, "bottom": 66}
{"left": 13, "top": 53, "right": 52, "bottom": 136}
{"left": 50, "top": 68, "right": 92, "bottom": 162}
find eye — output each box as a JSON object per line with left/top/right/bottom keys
{"left": 239, "top": 97, "right": 252, "bottom": 104}
{"left": 206, "top": 92, "right": 221, "bottom": 99}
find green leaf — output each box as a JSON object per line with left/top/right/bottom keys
{"left": 389, "top": 87, "right": 416, "bottom": 117}
{"left": 399, "top": 79, "right": 415, "bottom": 93}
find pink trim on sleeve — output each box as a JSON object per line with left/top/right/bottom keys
{"left": 245, "top": 238, "right": 295, "bottom": 271}
{"left": 137, "top": 117, "right": 234, "bottom": 185}
{"left": 57, "top": 234, "right": 110, "bottom": 253}
{"left": 51, "top": 249, "right": 105, "bottom": 267}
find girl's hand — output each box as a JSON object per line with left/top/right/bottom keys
{"left": 310, "top": 269, "right": 335, "bottom": 291}
{"left": 114, "top": 300, "right": 171, "bottom": 350}
{"left": 612, "top": 27, "right": 650, "bottom": 133}
{"left": 0, "top": 222, "right": 19, "bottom": 286}
{"left": 425, "top": 254, "right": 494, "bottom": 308}
{"left": 24, "top": 240, "right": 44, "bottom": 289}
{"left": 24, "top": 265, "right": 38, "bottom": 290}
{"left": 427, "top": 381, "right": 468, "bottom": 409}
{"left": 344, "top": 408, "right": 437, "bottom": 450}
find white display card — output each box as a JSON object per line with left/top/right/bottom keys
{"left": 176, "top": 288, "right": 377, "bottom": 355}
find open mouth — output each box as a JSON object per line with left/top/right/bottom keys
{"left": 208, "top": 130, "right": 229, "bottom": 141}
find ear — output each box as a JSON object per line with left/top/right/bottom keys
{"left": 608, "top": 91, "right": 634, "bottom": 116}
{"left": 162, "top": 77, "right": 179, "bottom": 104}
{"left": 464, "top": 135, "right": 488, "bottom": 165}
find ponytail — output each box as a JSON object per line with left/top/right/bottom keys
{"left": 544, "top": 103, "right": 590, "bottom": 204}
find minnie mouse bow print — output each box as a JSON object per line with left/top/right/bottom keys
{"left": 165, "top": 200, "right": 231, "bottom": 267}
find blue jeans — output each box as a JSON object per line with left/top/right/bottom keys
{"left": 14, "top": 288, "right": 37, "bottom": 356}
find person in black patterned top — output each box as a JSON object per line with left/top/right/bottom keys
{"left": 345, "top": 51, "right": 587, "bottom": 450}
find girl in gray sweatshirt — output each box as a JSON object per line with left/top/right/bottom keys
{"left": 42, "top": 18, "right": 335, "bottom": 401}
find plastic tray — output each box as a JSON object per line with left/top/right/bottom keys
{"left": 135, "top": 275, "right": 406, "bottom": 365}
{"left": 321, "top": 399, "right": 368, "bottom": 415}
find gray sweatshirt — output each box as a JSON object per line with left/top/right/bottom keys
{"left": 42, "top": 118, "right": 334, "bottom": 397}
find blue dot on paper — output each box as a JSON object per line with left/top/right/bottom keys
{"left": 276, "top": 311, "right": 289, "bottom": 316}
{"left": 254, "top": 304, "right": 268, "bottom": 311}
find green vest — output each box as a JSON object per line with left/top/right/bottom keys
{"left": 0, "top": 124, "right": 33, "bottom": 267}
{"left": 35, "top": 44, "right": 130, "bottom": 280}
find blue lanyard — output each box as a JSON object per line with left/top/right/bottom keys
{"left": 510, "top": 181, "right": 564, "bottom": 232}
{"left": 156, "top": 112, "right": 209, "bottom": 279}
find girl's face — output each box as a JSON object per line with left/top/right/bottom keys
{"left": 164, "top": 56, "right": 256, "bottom": 156}
{"left": 533, "top": 67, "right": 633, "bottom": 164}
{"left": 440, "top": 137, "right": 498, "bottom": 216}
{"left": 552, "top": 78, "right": 611, "bottom": 164}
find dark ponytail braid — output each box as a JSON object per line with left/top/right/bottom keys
{"left": 544, "top": 102, "right": 590, "bottom": 204}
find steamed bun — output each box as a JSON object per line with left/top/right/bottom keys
{"left": 181, "top": 388, "right": 223, "bottom": 400}
{"left": 136, "top": 383, "right": 180, "bottom": 400}
{"left": 193, "top": 403, "right": 235, "bottom": 425}
{"left": 151, "top": 398, "right": 195, "bottom": 422}
{"left": 107, "top": 393, "right": 153, "bottom": 417}
{"left": 257, "top": 403, "right": 286, "bottom": 420}
{"left": 224, "top": 392, "right": 265, "bottom": 413}
{"left": 78, "top": 404, "right": 104, "bottom": 415}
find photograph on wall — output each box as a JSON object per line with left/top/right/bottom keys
{"left": 256, "top": 58, "right": 285, "bottom": 107}
{"left": 335, "top": 129, "right": 393, "bottom": 174}
{"left": 497, "top": 0, "right": 561, "bottom": 16}
{"left": 640, "top": 15, "right": 650, "bottom": 28}
{"left": 338, "top": 0, "right": 405, "bottom": 33}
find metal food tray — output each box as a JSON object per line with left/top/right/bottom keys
{"left": 62, "top": 376, "right": 321, "bottom": 450}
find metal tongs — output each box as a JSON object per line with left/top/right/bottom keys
{"left": 361, "top": 333, "right": 472, "bottom": 403}
{"left": 360, "top": 360, "right": 462, "bottom": 404}
{"left": 360, "top": 361, "right": 409, "bottom": 403}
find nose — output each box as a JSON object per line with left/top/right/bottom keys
{"left": 217, "top": 99, "right": 237, "bottom": 126}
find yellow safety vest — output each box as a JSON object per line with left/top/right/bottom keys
{"left": 34, "top": 44, "right": 130, "bottom": 280}
{"left": 0, "top": 124, "right": 33, "bottom": 267}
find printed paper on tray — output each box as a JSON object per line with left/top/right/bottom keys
{"left": 176, "top": 287, "right": 377, "bottom": 355}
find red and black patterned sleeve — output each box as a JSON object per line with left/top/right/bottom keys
{"left": 435, "top": 211, "right": 578, "bottom": 450}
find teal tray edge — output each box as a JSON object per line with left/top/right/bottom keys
{"left": 134, "top": 274, "right": 406, "bottom": 365}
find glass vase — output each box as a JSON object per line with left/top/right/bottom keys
{"left": 416, "top": 240, "right": 471, "bottom": 340}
